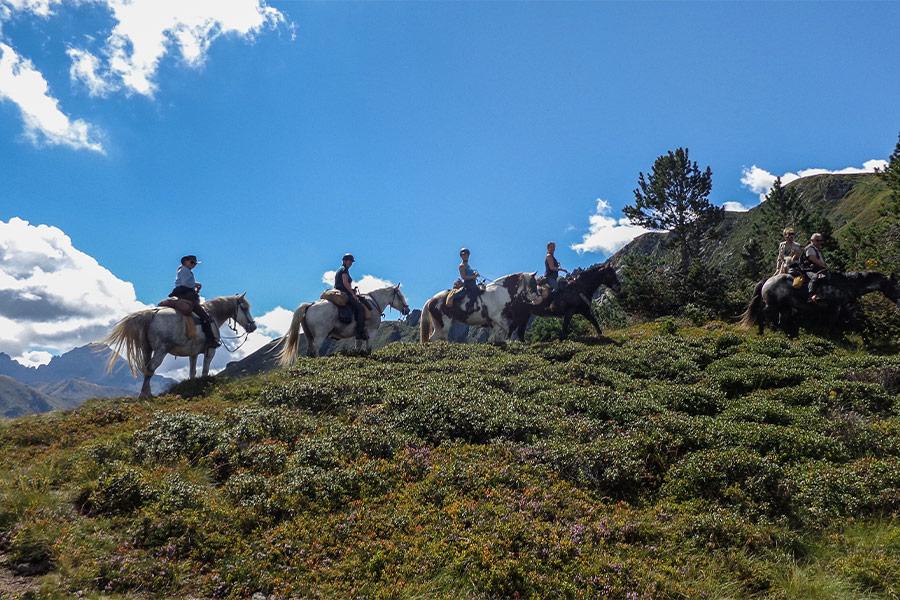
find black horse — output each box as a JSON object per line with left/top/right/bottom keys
{"left": 511, "top": 264, "right": 621, "bottom": 340}
{"left": 740, "top": 271, "right": 899, "bottom": 337}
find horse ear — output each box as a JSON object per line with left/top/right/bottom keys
{"left": 395, "top": 283, "right": 401, "bottom": 289}
{"left": 238, "top": 291, "right": 246, "bottom": 299}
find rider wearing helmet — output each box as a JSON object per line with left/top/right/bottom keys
{"left": 458, "top": 248, "right": 480, "bottom": 308}
{"left": 171, "top": 255, "right": 220, "bottom": 348}
{"left": 334, "top": 253, "right": 367, "bottom": 340}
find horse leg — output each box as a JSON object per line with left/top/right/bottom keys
{"left": 780, "top": 307, "right": 797, "bottom": 338}
{"left": 764, "top": 305, "right": 779, "bottom": 334}
{"left": 189, "top": 355, "right": 197, "bottom": 380}
{"left": 140, "top": 347, "right": 168, "bottom": 399}
{"left": 306, "top": 334, "right": 317, "bottom": 358}
{"left": 561, "top": 313, "right": 573, "bottom": 340}
{"left": 431, "top": 317, "right": 450, "bottom": 342}
{"left": 202, "top": 348, "right": 216, "bottom": 377}
{"left": 582, "top": 307, "right": 603, "bottom": 337}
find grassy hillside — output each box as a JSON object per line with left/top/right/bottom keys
{"left": 611, "top": 172, "right": 895, "bottom": 271}
{"left": 1, "top": 326, "right": 899, "bottom": 598}
{"left": 0, "top": 376, "right": 61, "bottom": 418}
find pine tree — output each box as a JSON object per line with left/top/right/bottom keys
{"left": 623, "top": 148, "right": 723, "bottom": 274}
{"left": 740, "top": 236, "right": 765, "bottom": 280}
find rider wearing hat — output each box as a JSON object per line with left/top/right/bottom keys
{"left": 334, "top": 253, "right": 368, "bottom": 340}
{"left": 171, "top": 255, "right": 220, "bottom": 348}
{"left": 458, "top": 248, "right": 480, "bottom": 307}
{"left": 802, "top": 233, "right": 828, "bottom": 302}
{"left": 775, "top": 227, "right": 803, "bottom": 275}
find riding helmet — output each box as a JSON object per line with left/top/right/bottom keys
{"left": 342, "top": 253, "right": 355, "bottom": 262}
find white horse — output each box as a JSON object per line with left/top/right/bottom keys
{"left": 279, "top": 284, "right": 411, "bottom": 363}
{"left": 104, "top": 294, "right": 257, "bottom": 397}
{"left": 420, "top": 272, "right": 544, "bottom": 343}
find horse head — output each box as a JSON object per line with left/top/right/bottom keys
{"left": 523, "top": 272, "right": 546, "bottom": 304}
{"left": 234, "top": 293, "right": 257, "bottom": 333}
{"left": 392, "top": 284, "right": 411, "bottom": 316}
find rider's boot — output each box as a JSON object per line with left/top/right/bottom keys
{"left": 201, "top": 319, "right": 221, "bottom": 348}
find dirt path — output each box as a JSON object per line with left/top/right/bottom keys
{"left": 0, "top": 553, "right": 39, "bottom": 599}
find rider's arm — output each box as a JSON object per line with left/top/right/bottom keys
{"left": 342, "top": 273, "right": 353, "bottom": 290}
{"left": 460, "top": 264, "right": 476, "bottom": 280}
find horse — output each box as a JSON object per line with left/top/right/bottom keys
{"left": 740, "top": 271, "right": 900, "bottom": 337}
{"left": 104, "top": 294, "right": 257, "bottom": 397}
{"left": 511, "top": 264, "right": 621, "bottom": 340}
{"left": 279, "top": 284, "right": 411, "bottom": 363}
{"left": 419, "top": 272, "right": 544, "bottom": 343}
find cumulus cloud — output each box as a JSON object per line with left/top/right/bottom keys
{"left": 0, "top": 217, "right": 147, "bottom": 358}
{"left": 13, "top": 349, "right": 52, "bottom": 367}
{"left": 571, "top": 199, "right": 654, "bottom": 255}
{"left": 723, "top": 201, "right": 750, "bottom": 212}
{"left": 322, "top": 271, "right": 395, "bottom": 294}
{"left": 0, "top": 43, "right": 104, "bottom": 152}
{"left": 741, "top": 160, "right": 888, "bottom": 203}
{"left": 68, "top": 0, "right": 285, "bottom": 97}
{"left": 0, "top": 0, "right": 62, "bottom": 18}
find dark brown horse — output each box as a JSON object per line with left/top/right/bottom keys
{"left": 511, "top": 264, "right": 621, "bottom": 340}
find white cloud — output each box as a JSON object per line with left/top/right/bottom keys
{"left": 0, "top": 0, "right": 63, "bottom": 18}
{"left": 571, "top": 198, "right": 654, "bottom": 255}
{"left": 322, "top": 271, "right": 395, "bottom": 294}
{"left": 68, "top": 0, "right": 285, "bottom": 97}
{"left": 723, "top": 201, "right": 749, "bottom": 212}
{"left": 255, "top": 305, "right": 293, "bottom": 338}
{"left": 67, "top": 47, "right": 114, "bottom": 96}
{"left": 0, "top": 42, "right": 104, "bottom": 152}
{"left": 0, "top": 217, "right": 147, "bottom": 358}
{"left": 741, "top": 160, "right": 888, "bottom": 203}
{"left": 13, "top": 349, "right": 52, "bottom": 367}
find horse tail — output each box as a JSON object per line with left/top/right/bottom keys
{"left": 279, "top": 303, "right": 310, "bottom": 366}
{"left": 739, "top": 280, "right": 764, "bottom": 329}
{"left": 103, "top": 310, "right": 155, "bottom": 376}
{"left": 419, "top": 298, "right": 434, "bottom": 343}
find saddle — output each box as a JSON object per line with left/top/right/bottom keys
{"left": 321, "top": 290, "right": 373, "bottom": 323}
{"left": 158, "top": 297, "right": 198, "bottom": 339}
{"left": 445, "top": 284, "right": 484, "bottom": 310}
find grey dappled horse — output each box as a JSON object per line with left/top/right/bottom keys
{"left": 104, "top": 294, "right": 257, "bottom": 397}
{"left": 741, "top": 271, "right": 900, "bottom": 337}
{"left": 279, "top": 284, "right": 411, "bottom": 363}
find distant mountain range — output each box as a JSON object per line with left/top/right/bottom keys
{"left": 0, "top": 344, "right": 174, "bottom": 418}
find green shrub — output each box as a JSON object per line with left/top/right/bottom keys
{"left": 133, "top": 412, "right": 220, "bottom": 464}
{"left": 80, "top": 464, "right": 156, "bottom": 515}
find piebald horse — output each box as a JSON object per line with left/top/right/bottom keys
{"left": 420, "top": 272, "right": 544, "bottom": 343}
{"left": 279, "top": 284, "right": 411, "bottom": 363}
{"left": 104, "top": 294, "right": 257, "bottom": 397}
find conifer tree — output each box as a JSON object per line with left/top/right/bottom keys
{"left": 624, "top": 148, "right": 723, "bottom": 274}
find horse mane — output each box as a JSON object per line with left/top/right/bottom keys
{"left": 203, "top": 295, "right": 248, "bottom": 321}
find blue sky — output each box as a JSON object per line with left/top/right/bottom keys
{"left": 1, "top": 1, "right": 898, "bottom": 366}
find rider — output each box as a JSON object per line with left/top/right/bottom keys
{"left": 775, "top": 227, "right": 803, "bottom": 275}
{"left": 171, "top": 255, "right": 220, "bottom": 348}
{"left": 334, "top": 253, "right": 368, "bottom": 340}
{"left": 458, "top": 248, "right": 480, "bottom": 308}
{"left": 802, "top": 233, "right": 828, "bottom": 302}
{"left": 544, "top": 241, "right": 569, "bottom": 292}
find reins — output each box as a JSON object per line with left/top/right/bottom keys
{"left": 217, "top": 299, "right": 253, "bottom": 353}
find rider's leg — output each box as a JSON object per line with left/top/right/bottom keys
{"left": 191, "top": 303, "right": 220, "bottom": 348}
{"left": 347, "top": 294, "right": 367, "bottom": 340}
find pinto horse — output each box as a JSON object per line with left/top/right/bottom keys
{"left": 279, "top": 284, "right": 411, "bottom": 362}
{"left": 511, "top": 264, "right": 621, "bottom": 340}
{"left": 741, "top": 271, "right": 900, "bottom": 337}
{"left": 420, "top": 272, "right": 543, "bottom": 343}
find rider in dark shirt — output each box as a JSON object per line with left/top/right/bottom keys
{"left": 335, "top": 253, "right": 367, "bottom": 340}
{"left": 544, "top": 241, "right": 568, "bottom": 292}
{"left": 170, "top": 255, "right": 220, "bottom": 348}
{"left": 458, "top": 248, "right": 480, "bottom": 308}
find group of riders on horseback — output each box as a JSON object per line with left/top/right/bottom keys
{"left": 105, "top": 228, "right": 896, "bottom": 397}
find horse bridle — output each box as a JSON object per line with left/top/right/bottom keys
{"left": 369, "top": 287, "right": 408, "bottom": 317}
{"left": 220, "top": 299, "right": 254, "bottom": 352}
